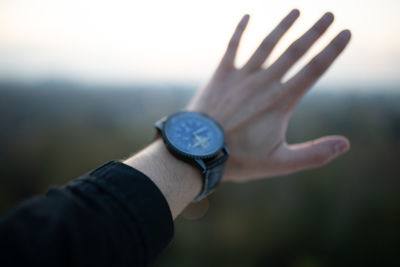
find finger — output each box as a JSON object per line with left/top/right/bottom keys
{"left": 242, "top": 9, "right": 300, "bottom": 73}
{"left": 281, "top": 136, "right": 350, "bottom": 172}
{"left": 284, "top": 30, "right": 351, "bottom": 105}
{"left": 266, "top": 12, "right": 334, "bottom": 79}
{"left": 219, "top": 14, "right": 250, "bottom": 70}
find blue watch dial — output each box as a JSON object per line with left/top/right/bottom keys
{"left": 163, "top": 112, "right": 225, "bottom": 158}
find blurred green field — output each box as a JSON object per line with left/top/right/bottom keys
{"left": 0, "top": 82, "right": 399, "bottom": 266}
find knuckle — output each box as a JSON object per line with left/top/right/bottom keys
{"left": 312, "top": 23, "right": 324, "bottom": 33}
{"left": 288, "top": 42, "right": 305, "bottom": 58}
{"left": 261, "top": 37, "right": 273, "bottom": 50}
{"left": 311, "top": 151, "right": 329, "bottom": 166}
{"left": 249, "top": 72, "right": 271, "bottom": 88}
{"left": 281, "top": 20, "right": 291, "bottom": 29}
{"left": 312, "top": 19, "right": 329, "bottom": 33}
{"left": 333, "top": 39, "right": 345, "bottom": 51}
{"left": 228, "top": 38, "right": 239, "bottom": 50}
{"left": 309, "top": 58, "right": 325, "bottom": 75}
{"left": 237, "top": 24, "right": 246, "bottom": 31}
{"left": 248, "top": 75, "right": 263, "bottom": 88}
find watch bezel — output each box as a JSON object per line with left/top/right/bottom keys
{"left": 161, "top": 111, "right": 226, "bottom": 160}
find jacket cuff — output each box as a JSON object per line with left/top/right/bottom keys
{"left": 84, "top": 161, "right": 174, "bottom": 265}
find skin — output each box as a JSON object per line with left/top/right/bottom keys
{"left": 125, "top": 9, "right": 351, "bottom": 219}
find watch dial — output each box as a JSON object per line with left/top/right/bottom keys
{"left": 164, "top": 112, "right": 224, "bottom": 158}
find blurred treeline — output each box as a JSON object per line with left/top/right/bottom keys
{"left": 0, "top": 82, "right": 399, "bottom": 267}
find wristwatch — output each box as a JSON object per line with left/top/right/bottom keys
{"left": 155, "top": 111, "right": 229, "bottom": 201}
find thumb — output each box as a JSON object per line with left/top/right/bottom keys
{"left": 283, "top": 136, "right": 350, "bottom": 172}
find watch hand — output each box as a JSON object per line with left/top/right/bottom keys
{"left": 193, "top": 141, "right": 202, "bottom": 148}
{"left": 200, "top": 137, "right": 210, "bottom": 148}
{"left": 193, "top": 127, "right": 207, "bottom": 135}
{"left": 193, "top": 136, "right": 210, "bottom": 149}
{"left": 193, "top": 135, "right": 210, "bottom": 148}
{"left": 192, "top": 135, "right": 202, "bottom": 148}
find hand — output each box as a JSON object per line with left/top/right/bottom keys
{"left": 187, "top": 10, "right": 351, "bottom": 183}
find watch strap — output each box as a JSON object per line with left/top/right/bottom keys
{"left": 194, "top": 162, "right": 226, "bottom": 201}
{"left": 193, "top": 146, "right": 229, "bottom": 202}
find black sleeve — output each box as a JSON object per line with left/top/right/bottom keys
{"left": 0, "top": 161, "right": 174, "bottom": 267}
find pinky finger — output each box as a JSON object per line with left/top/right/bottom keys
{"left": 219, "top": 14, "right": 250, "bottom": 70}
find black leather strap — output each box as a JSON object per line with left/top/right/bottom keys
{"left": 194, "top": 146, "right": 229, "bottom": 202}
{"left": 194, "top": 163, "right": 225, "bottom": 201}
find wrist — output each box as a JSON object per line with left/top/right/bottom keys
{"left": 123, "top": 139, "right": 203, "bottom": 219}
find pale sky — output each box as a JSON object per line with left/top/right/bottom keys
{"left": 0, "top": 0, "right": 399, "bottom": 88}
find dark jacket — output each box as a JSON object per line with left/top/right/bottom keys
{"left": 0, "top": 161, "right": 174, "bottom": 267}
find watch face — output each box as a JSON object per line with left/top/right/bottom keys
{"left": 163, "top": 111, "right": 225, "bottom": 158}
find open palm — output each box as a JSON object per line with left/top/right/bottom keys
{"left": 187, "top": 10, "right": 351, "bottom": 182}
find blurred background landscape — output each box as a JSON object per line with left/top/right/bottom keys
{"left": 0, "top": 82, "right": 399, "bottom": 266}
{"left": 1, "top": 0, "right": 399, "bottom": 266}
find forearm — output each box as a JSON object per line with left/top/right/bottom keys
{"left": 124, "top": 139, "right": 203, "bottom": 219}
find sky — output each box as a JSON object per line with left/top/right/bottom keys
{"left": 0, "top": 0, "right": 399, "bottom": 89}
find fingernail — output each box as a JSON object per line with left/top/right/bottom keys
{"left": 334, "top": 141, "right": 348, "bottom": 155}
{"left": 322, "top": 12, "right": 334, "bottom": 23}
{"left": 339, "top": 30, "right": 351, "bottom": 41}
